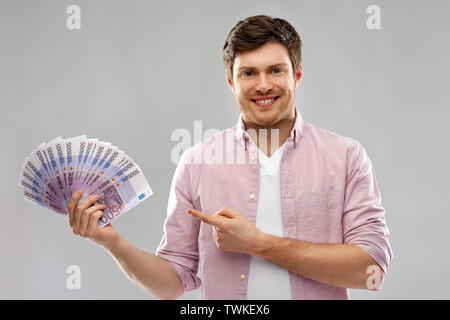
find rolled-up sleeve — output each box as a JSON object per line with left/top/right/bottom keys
{"left": 342, "top": 139, "right": 393, "bottom": 274}
{"left": 156, "top": 147, "right": 202, "bottom": 293}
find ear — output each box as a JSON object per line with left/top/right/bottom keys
{"left": 226, "top": 70, "right": 234, "bottom": 93}
{"left": 294, "top": 63, "right": 303, "bottom": 89}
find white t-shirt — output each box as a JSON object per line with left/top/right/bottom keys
{"left": 247, "top": 142, "right": 292, "bottom": 300}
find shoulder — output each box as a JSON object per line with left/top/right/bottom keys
{"left": 302, "top": 121, "right": 372, "bottom": 179}
{"left": 303, "top": 121, "right": 362, "bottom": 153}
{"left": 178, "top": 126, "right": 236, "bottom": 165}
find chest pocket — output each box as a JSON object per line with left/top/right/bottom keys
{"left": 295, "top": 189, "right": 344, "bottom": 242}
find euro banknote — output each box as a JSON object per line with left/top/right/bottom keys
{"left": 20, "top": 136, "right": 153, "bottom": 227}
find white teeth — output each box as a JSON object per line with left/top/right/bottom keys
{"left": 255, "top": 98, "right": 275, "bottom": 105}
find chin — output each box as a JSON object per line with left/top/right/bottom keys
{"left": 239, "top": 99, "right": 290, "bottom": 126}
{"left": 251, "top": 113, "right": 280, "bottom": 126}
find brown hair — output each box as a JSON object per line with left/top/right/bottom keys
{"left": 222, "top": 15, "right": 302, "bottom": 81}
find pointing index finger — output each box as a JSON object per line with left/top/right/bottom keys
{"left": 187, "top": 209, "right": 223, "bottom": 228}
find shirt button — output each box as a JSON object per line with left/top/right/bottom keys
{"left": 240, "top": 274, "right": 246, "bottom": 280}
{"left": 249, "top": 194, "right": 255, "bottom": 200}
{"left": 250, "top": 153, "right": 257, "bottom": 161}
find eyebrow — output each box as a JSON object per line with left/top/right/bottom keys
{"left": 236, "top": 63, "right": 289, "bottom": 72}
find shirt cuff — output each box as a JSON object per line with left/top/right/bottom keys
{"left": 351, "top": 239, "right": 393, "bottom": 274}
{"left": 156, "top": 252, "right": 202, "bottom": 293}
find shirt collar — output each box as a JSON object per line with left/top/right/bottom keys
{"left": 236, "top": 107, "right": 305, "bottom": 150}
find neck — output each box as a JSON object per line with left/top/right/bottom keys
{"left": 244, "top": 110, "right": 296, "bottom": 157}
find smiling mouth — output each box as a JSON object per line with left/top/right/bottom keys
{"left": 251, "top": 96, "right": 280, "bottom": 107}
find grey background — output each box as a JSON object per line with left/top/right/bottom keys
{"left": 1, "top": 0, "right": 449, "bottom": 299}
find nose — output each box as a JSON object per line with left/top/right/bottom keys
{"left": 255, "top": 73, "right": 272, "bottom": 94}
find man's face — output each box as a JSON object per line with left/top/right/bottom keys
{"left": 227, "top": 41, "right": 302, "bottom": 128}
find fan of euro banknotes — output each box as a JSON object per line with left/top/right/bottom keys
{"left": 19, "top": 135, "right": 153, "bottom": 227}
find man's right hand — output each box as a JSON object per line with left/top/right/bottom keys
{"left": 67, "top": 190, "right": 184, "bottom": 299}
{"left": 67, "top": 190, "right": 120, "bottom": 251}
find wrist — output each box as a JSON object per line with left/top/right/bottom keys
{"left": 251, "top": 231, "right": 272, "bottom": 257}
{"left": 103, "top": 234, "right": 124, "bottom": 254}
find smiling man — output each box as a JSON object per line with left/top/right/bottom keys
{"left": 67, "top": 15, "right": 393, "bottom": 300}
{"left": 228, "top": 40, "right": 299, "bottom": 157}
{"left": 158, "top": 15, "right": 393, "bottom": 299}
{"left": 228, "top": 42, "right": 299, "bottom": 144}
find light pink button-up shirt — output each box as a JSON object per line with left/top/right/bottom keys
{"left": 156, "top": 108, "right": 393, "bottom": 300}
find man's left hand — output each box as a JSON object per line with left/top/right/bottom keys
{"left": 187, "top": 206, "right": 266, "bottom": 255}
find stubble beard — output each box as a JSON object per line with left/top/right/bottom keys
{"left": 239, "top": 94, "right": 294, "bottom": 129}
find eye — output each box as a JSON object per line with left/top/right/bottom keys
{"left": 242, "top": 71, "right": 254, "bottom": 77}
{"left": 272, "top": 68, "right": 283, "bottom": 74}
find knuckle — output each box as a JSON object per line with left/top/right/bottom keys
{"left": 220, "top": 224, "right": 227, "bottom": 231}
{"left": 94, "top": 211, "right": 104, "bottom": 218}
